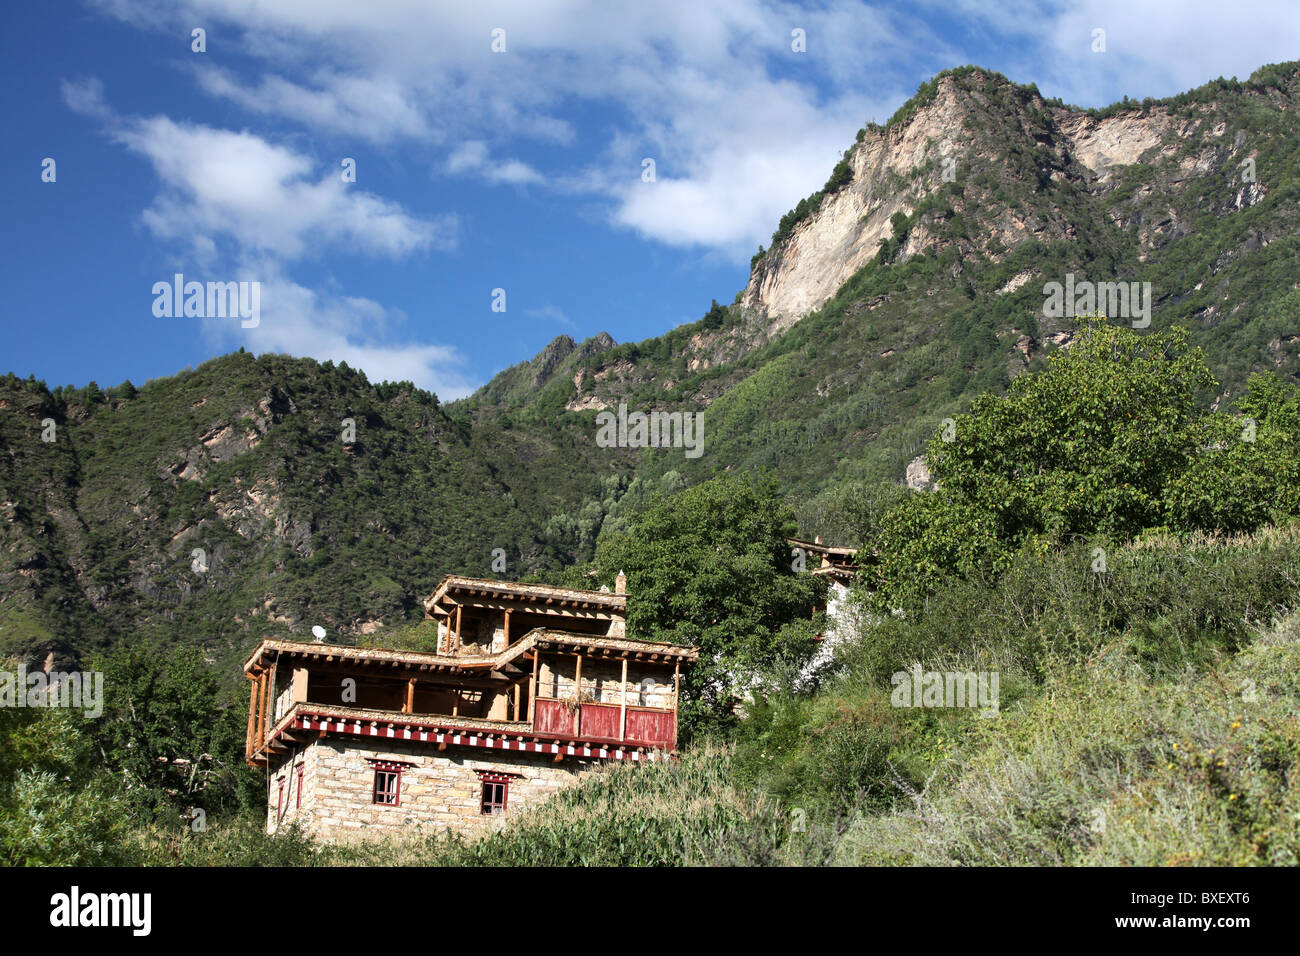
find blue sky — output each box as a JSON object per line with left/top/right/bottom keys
{"left": 3, "top": 1, "right": 1297, "bottom": 401}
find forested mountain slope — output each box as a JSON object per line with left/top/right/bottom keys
{"left": 4, "top": 60, "right": 1299, "bottom": 673}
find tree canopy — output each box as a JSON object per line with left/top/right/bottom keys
{"left": 868, "top": 322, "right": 1300, "bottom": 610}
{"left": 591, "top": 474, "right": 824, "bottom": 734}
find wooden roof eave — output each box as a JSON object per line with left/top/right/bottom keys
{"left": 242, "top": 626, "right": 697, "bottom": 680}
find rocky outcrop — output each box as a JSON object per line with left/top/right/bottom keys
{"left": 906, "top": 455, "right": 935, "bottom": 491}
{"left": 741, "top": 71, "right": 1189, "bottom": 332}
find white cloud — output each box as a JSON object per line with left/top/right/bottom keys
{"left": 1039, "top": 0, "right": 1300, "bottom": 104}
{"left": 65, "top": 77, "right": 469, "bottom": 394}
{"left": 90, "top": 0, "right": 918, "bottom": 259}
{"left": 203, "top": 264, "right": 477, "bottom": 400}
{"left": 116, "top": 116, "right": 452, "bottom": 261}
{"left": 914, "top": 0, "right": 1300, "bottom": 107}
{"left": 446, "top": 140, "right": 544, "bottom": 185}
{"left": 522, "top": 304, "right": 576, "bottom": 329}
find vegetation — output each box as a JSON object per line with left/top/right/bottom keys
{"left": 867, "top": 322, "right": 1300, "bottom": 610}
{"left": 586, "top": 474, "right": 824, "bottom": 735}
{"left": 4, "top": 60, "right": 1300, "bottom": 867}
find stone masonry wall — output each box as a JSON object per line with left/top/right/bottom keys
{"left": 267, "top": 737, "right": 596, "bottom": 840}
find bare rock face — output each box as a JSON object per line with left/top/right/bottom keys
{"left": 905, "top": 455, "right": 935, "bottom": 491}
{"left": 1055, "top": 110, "right": 1170, "bottom": 180}
{"left": 741, "top": 79, "right": 974, "bottom": 334}
{"left": 740, "top": 71, "right": 1181, "bottom": 333}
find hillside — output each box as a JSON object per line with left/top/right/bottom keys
{"left": 0, "top": 354, "right": 638, "bottom": 677}
{"left": 4, "top": 60, "right": 1300, "bottom": 675}
{"left": 460, "top": 62, "right": 1300, "bottom": 522}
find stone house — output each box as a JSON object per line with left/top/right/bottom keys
{"left": 243, "top": 573, "right": 697, "bottom": 839}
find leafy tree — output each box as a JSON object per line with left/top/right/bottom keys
{"left": 1165, "top": 372, "right": 1300, "bottom": 531}
{"left": 868, "top": 323, "right": 1300, "bottom": 609}
{"left": 90, "top": 643, "right": 259, "bottom": 819}
{"left": 0, "top": 679, "right": 133, "bottom": 865}
{"left": 592, "top": 474, "right": 824, "bottom": 734}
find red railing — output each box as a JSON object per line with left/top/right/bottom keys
{"left": 532, "top": 698, "right": 676, "bottom": 750}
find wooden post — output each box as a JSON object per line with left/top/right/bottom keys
{"left": 504, "top": 608, "right": 511, "bottom": 647}
{"left": 619, "top": 657, "right": 628, "bottom": 742}
{"left": 673, "top": 661, "right": 681, "bottom": 748}
{"left": 454, "top": 605, "right": 462, "bottom": 653}
{"left": 452, "top": 691, "right": 459, "bottom": 717}
{"left": 512, "top": 681, "right": 521, "bottom": 722}
{"left": 266, "top": 660, "right": 278, "bottom": 729}
{"left": 404, "top": 677, "right": 415, "bottom": 714}
{"left": 527, "top": 650, "right": 540, "bottom": 724}
{"left": 572, "top": 653, "right": 583, "bottom": 736}
{"left": 254, "top": 671, "right": 267, "bottom": 748}
{"left": 245, "top": 677, "right": 258, "bottom": 758}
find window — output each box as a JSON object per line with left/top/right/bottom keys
{"left": 480, "top": 780, "right": 508, "bottom": 815}
{"left": 367, "top": 759, "right": 411, "bottom": 806}
{"left": 277, "top": 779, "right": 285, "bottom": 820}
{"left": 296, "top": 765, "right": 304, "bottom": 809}
{"left": 373, "top": 769, "right": 401, "bottom": 805}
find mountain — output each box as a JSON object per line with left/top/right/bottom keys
{"left": 0, "top": 353, "right": 639, "bottom": 678}
{"left": 464, "top": 62, "right": 1300, "bottom": 509}
{"left": 4, "top": 60, "right": 1299, "bottom": 675}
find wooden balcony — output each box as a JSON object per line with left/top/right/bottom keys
{"left": 244, "top": 630, "right": 694, "bottom": 765}
{"left": 532, "top": 697, "right": 677, "bottom": 750}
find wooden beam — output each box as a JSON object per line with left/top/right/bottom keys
{"left": 404, "top": 677, "right": 415, "bottom": 714}
{"left": 673, "top": 661, "right": 681, "bottom": 748}
{"left": 254, "top": 671, "right": 267, "bottom": 749}
{"left": 267, "top": 659, "right": 278, "bottom": 731}
{"left": 572, "top": 653, "right": 583, "bottom": 736}
{"left": 245, "top": 677, "right": 258, "bottom": 758}
{"left": 512, "top": 680, "right": 521, "bottom": 722}
{"left": 528, "top": 649, "right": 540, "bottom": 724}
{"left": 454, "top": 605, "right": 462, "bottom": 653}
{"left": 619, "top": 657, "right": 628, "bottom": 742}
{"left": 504, "top": 608, "right": 511, "bottom": 646}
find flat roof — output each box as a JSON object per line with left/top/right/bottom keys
{"left": 424, "top": 574, "right": 627, "bottom": 615}
{"left": 244, "top": 626, "right": 696, "bottom": 675}
{"left": 786, "top": 537, "right": 859, "bottom": 558}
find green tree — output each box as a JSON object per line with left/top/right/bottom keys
{"left": 0, "top": 678, "right": 133, "bottom": 865}
{"left": 592, "top": 474, "right": 824, "bottom": 734}
{"left": 1165, "top": 372, "right": 1300, "bottom": 531}
{"left": 867, "top": 323, "right": 1300, "bottom": 609}
{"left": 90, "top": 643, "right": 260, "bottom": 819}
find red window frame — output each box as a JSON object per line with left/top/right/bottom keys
{"left": 480, "top": 780, "right": 508, "bottom": 814}
{"left": 476, "top": 771, "right": 518, "bottom": 815}
{"left": 277, "top": 778, "right": 285, "bottom": 820}
{"left": 372, "top": 767, "right": 403, "bottom": 806}
{"left": 296, "top": 764, "right": 304, "bottom": 809}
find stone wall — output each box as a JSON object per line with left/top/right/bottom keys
{"left": 266, "top": 737, "right": 596, "bottom": 840}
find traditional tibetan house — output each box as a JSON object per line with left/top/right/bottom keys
{"left": 244, "top": 573, "right": 697, "bottom": 839}
{"left": 787, "top": 536, "right": 865, "bottom": 646}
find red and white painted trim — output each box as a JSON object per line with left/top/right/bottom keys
{"left": 290, "top": 713, "right": 670, "bottom": 762}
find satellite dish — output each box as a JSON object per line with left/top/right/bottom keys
{"left": 311, "top": 625, "right": 327, "bottom": 641}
